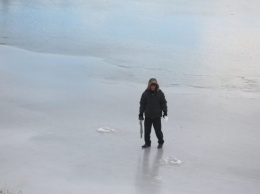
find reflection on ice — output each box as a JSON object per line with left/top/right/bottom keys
{"left": 136, "top": 149, "right": 164, "bottom": 194}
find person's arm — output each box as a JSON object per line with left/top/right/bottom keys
{"left": 139, "top": 92, "right": 146, "bottom": 120}
{"left": 160, "top": 92, "right": 168, "bottom": 116}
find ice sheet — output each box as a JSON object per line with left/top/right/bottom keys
{"left": 1, "top": 0, "right": 260, "bottom": 193}
{"left": 1, "top": 44, "right": 260, "bottom": 194}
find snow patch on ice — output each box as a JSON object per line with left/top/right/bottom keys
{"left": 159, "top": 156, "right": 182, "bottom": 167}
{"left": 96, "top": 127, "right": 116, "bottom": 133}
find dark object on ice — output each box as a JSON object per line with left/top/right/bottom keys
{"left": 139, "top": 120, "right": 143, "bottom": 138}
{"left": 142, "top": 144, "right": 151, "bottom": 148}
{"left": 157, "top": 144, "right": 163, "bottom": 149}
{"left": 139, "top": 78, "right": 167, "bottom": 147}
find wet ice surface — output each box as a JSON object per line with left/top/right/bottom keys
{"left": 1, "top": 0, "right": 260, "bottom": 194}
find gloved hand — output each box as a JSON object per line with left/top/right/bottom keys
{"left": 139, "top": 113, "right": 144, "bottom": 120}
{"left": 162, "top": 112, "right": 167, "bottom": 118}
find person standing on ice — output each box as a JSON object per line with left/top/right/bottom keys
{"left": 139, "top": 78, "right": 168, "bottom": 149}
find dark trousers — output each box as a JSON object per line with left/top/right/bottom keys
{"left": 144, "top": 117, "right": 164, "bottom": 145}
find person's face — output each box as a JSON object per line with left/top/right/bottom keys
{"left": 150, "top": 84, "right": 156, "bottom": 91}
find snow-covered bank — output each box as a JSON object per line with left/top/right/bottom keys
{"left": 1, "top": 45, "right": 260, "bottom": 193}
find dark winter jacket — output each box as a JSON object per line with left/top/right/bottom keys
{"left": 139, "top": 78, "right": 167, "bottom": 118}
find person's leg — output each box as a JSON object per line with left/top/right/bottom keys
{"left": 144, "top": 117, "right": 152, "bottom": 145}
{"left": 153, "top": 117, "right": 164, "bottom": 145}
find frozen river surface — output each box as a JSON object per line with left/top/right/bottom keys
{"left": 1, "top": 0, "right": 260, "bottom": 88}
{"left": 0, "top": 0, "right": 260, "bottom": 193}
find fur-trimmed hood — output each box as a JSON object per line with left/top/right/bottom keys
{"left": 147, "top": 78, "right": 160, "bottom": 91}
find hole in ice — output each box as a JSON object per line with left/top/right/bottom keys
{"left": 96, "top": 127, "right": 116, "bottom": 133}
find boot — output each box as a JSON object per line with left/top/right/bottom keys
{"left": 142, "top": 144, "right": 151, "bottom": 148}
